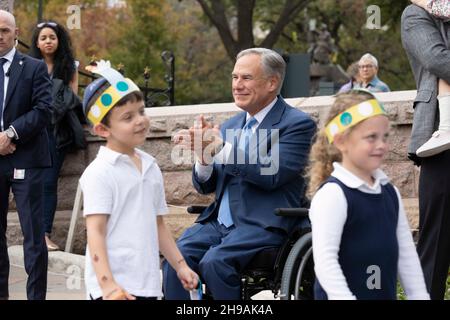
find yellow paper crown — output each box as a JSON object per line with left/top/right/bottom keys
{"left": 86, "top": 60, "right": 140, "bottom": 125}
{"left": 325, "top": 99, "right": 387, "bottom": 143}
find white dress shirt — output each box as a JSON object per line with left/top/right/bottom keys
{"left": 0, "top": 47, "right": 16, "bottom": 131}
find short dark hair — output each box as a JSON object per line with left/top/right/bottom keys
{"left": 86, "top": 82, "right": 144, "bottom": 126}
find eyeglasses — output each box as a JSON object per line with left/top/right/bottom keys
{"left": 358, "top": 64, "right": 375, "bottom": 69}
{"left": 37, "top": 22, "right": 57, "bottom": 28}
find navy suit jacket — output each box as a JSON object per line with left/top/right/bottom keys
{"left": 0, "top": 51, "right": 53, "bottom": 169}
{"left": 193, "top": 97, "right": 316, "bottom": 234}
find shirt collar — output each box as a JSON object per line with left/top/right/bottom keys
{"left": 331, "top": 162, "right": 390, "bottom": 190}
{"left": 245, "top": 96, "right": 278, "bottom": 127}
{"left": 367, "top": 76, "right": 380, "bottom": 87}
{"left": 1, "top": 47, "right": 16, "bottom": 63}
{"left": 356, "top": 76, "right": 380, "bottom": 89}
{"left": 97, "top": 146, "right": 155, "bottom": 167}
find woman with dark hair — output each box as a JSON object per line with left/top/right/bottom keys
{"left": 29, "top": 21, "right": 78, "bottom": 93}
{"left": 29, "top": 21, "right": 82, "bottom": 251}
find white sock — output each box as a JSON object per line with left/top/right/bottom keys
{"left": 438, "top": 94, "right": 450, "bottom": 131}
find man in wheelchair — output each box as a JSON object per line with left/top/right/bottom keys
{"left": 163, "top": 48, "right": 316, "bottom": 300}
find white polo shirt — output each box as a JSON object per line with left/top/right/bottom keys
{"left": 79, "top": 146, "right": 168, "bottom": 299}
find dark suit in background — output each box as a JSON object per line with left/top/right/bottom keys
{"left": 0, "top": 49, "right": 53, "bottom": 300}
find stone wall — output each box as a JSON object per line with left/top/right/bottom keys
{"left": 7, "top": 90, "right": 420, "bottom": 253}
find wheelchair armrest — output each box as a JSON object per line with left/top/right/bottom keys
{"left": 274, "top": 208, "right": 309, "bottom": 218}
{"left": 187, "top": 205, "right": 208, "bottom": 214}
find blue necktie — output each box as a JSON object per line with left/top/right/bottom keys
{"left": 0, "top": 58, "right": 8, "bottom": 128}
{"left": 217, "top": 117, "right": 257, "bottom": 227}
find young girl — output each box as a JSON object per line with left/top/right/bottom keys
{"left": 308, "top": 90, "right": 430, "bottom": 299}
{"left": 29, "top": 21, "right": 83, "bottom": 251}
{"left": 410, "top": 0, "right": 450, "bottom": 157}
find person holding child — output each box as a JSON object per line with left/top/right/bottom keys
{"left": 79, "top": 61, "right": 198, "bottom": 300}
{"left": 408, "top": 0, "right": 450, "bottom": 156}
{"left": 402, "top": 1, "right": 450, "bottom": 300}
{"left": 308, "top": 90, "right": 429, "bottom": 300}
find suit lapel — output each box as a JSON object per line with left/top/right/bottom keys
{"left": 257, "top": 96, "right": 286, "bottom": 129}
{"left": 4, "top": 51, "right": 25, "bottom": 109}
{"left": 254, "top": 97, "right": 286, "bottom": 150}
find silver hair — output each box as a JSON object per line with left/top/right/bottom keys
{"left": 359, "top": 53, "right": 378, "bottom": 68}
{"left": 237, "top": 48, "right": 286, "bottom": 94}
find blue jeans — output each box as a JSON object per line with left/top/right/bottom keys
{"left": 42, "top": 130, "right": 67, "bottom": 235}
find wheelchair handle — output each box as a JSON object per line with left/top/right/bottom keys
{"left": 274, "top": 208, "right": 309, "bottom": 218}
{"left": 187, "top": 206, "right": 208, "bottom": 214}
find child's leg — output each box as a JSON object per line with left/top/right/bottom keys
{"left": 438, "top": 79, "right": 450, "bottom": 131}
{"left": 417, "top": 79, "right": 450, "bottom": 157}
{"left": 438, "top": 78, "right": 450, "bottom": 93}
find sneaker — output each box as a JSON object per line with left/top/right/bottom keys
{"left": 416, "top": 130, "right": 450, "bottom": 157}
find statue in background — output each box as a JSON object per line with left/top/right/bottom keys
{"left": 308, "top": 23, "right": 349, "bottom": 96}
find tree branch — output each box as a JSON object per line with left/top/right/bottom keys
{"left": 261, "top": 0, "right": 312, "bottom": 48}
{"left": 237, "top": 0, "right": 256, "bottom": 51}
{"left": 197, "top": 0, "right": 239, "bottom": 60}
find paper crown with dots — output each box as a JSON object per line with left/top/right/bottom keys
{"left": 325, "top": 98, "right": 387, "bottom": 143}
{"left": 83, "top": 60, "right": 140, "bottom": 125}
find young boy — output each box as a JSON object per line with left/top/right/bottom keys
{"left": 80, "top": 61, "right": 198, "bottom": 300}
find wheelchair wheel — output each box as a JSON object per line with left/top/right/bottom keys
{"left": 279, "top": 232, "right": 315, "bottom": 300}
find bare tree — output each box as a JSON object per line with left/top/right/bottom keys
{"left": 194, "top": 0, "right": 312, "bottom": 60}
{"left": 0, "top": 0, "right": 14, "bottom": 12}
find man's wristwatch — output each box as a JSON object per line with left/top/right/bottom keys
{"left": 4, "top": 127, "right": 15, "bottom": 139}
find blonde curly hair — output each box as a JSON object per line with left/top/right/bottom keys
{"left": 306, "top": 90, "right": 376, "bottom": 198}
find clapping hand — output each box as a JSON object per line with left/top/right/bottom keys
{"left": 172, "top": 115, "right": 222, "bottom": 165}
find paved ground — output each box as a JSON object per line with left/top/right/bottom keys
{"left": 9, "top": 264, "right": 85, "bottom": 300}
{"left": 8, "top": 263, "right": 275, "bottom": 300}
{"left": 9, "top": 265, "right": 273, "bottom": 300}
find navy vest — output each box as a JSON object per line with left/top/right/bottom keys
{"left": 314, "top": 176, "right": 399, "bottom": 300}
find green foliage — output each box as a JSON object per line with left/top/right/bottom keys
{"left": 276, "top": 0, "right": 415, "bottom": 91}
{"left": 166, "top": 0, "right": 233, "bottom": 104}
{"left": 14, "top": 0, "right": 419, "bottom": 104}
{"left": 106, "top": 0, "right": 171, "bottom": 88}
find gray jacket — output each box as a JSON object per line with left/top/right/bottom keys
{"left": 401, "top": 5, "right": 450, "bottom": 164}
